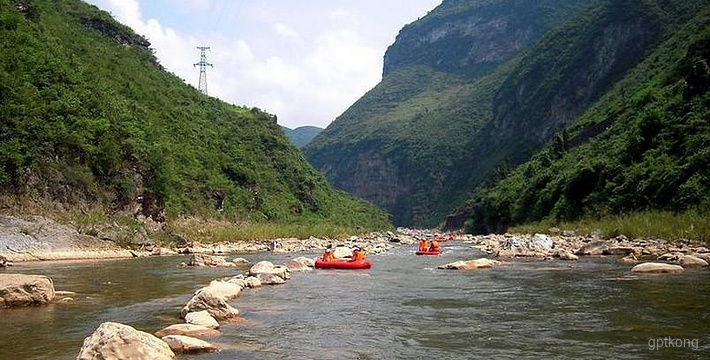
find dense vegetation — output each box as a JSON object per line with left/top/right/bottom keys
{"left": 281, "top": 126, "right": 323, "bottom": 148}
{"left": 0, "top": 0, "right": 391, "bottom": 237}
{"left": 454, "top": 9, "right": 710, "bottom": 236}
{"left": 307, "top": 0, "right": 710, "bottom": 236}
{"left": 306, "top": 0, "right": 596, "bottom": 226}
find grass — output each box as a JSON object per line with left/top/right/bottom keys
{"left": 165, "top": 217, "right": 372, "bottom": 244}
{"left": 510, "top": 210, "right": 710, "bottom": 242}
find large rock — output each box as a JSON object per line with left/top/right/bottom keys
{"left": 154, "top": 324, "right": 220, "bottom": 338}
{"left": 243, "top": 276, "right": 262, "bottom": 288}
{"left": 576, "top": 241, "right": 609, "bottom": 256}
{"left": 161, "top": 335, "right": 218, "bottom": 354}
{"left": 0, "top": 274, "right": 55, "bottom": 307}
{"left": 632, "top": 262, "right": 684, "bottom": 274}
{"left": 187, "top": 254, "right": 235, "bottom": 267}
{"left": 249, "top": 261, "right": 290, "bottom": 280}
{"left": 184, "top": 310, "right": 219, "bottom": 329}
{"left": 180, "top": 290, "right": 240, "bottom": 320}
{"left": 620, "top": 254, "right": 638, "bottom": 264}
{"left": 256, "top": 273, "right": 286, "bottom": 285}
{"left": 438, "top": 258, "right": 500, "bottom": 270}
{"left": 680, "top": 255, "right": 709, "bottom": 268}
{"left": 284, "top": 257, "right": 314, "bottom": 272}
{"left": 553, "top": 249, "right": 578, "bottom": 261}
{"left": 657, "top": 252, "right": 684, "bottom": 262}
{"left": 77, "top": 322, "right": 175, "bottom": 360}
{"left": 202, "top": 281, "right": 243, "bottom": 300}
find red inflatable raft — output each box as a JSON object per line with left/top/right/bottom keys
{"left": 314, "top": 258, "right": 372, "bottom": 269}
{"left": 415, "top": 250, "right": 442, "bottom": 256}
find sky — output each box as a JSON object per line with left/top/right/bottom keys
{"left": 83, "top": 0, "right": 443, "bottom": 129}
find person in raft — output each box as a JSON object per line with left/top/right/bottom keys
{"left": 428, "top": 239, "right": 440, "bottom": 253}
{"left": 418, "top": 238, "right": 428, "bottom": 252}
{"left": 322, "top": 244, "right": 335, "bottom": 262}
{"left": 351, "top": 246, "right": 366, "bottom": 261}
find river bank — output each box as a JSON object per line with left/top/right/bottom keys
{"left": 0, "top": 215, "right": 407, "bottom": 263}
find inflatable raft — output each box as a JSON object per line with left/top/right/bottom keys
{"left": 314, "top": 258, "right": 372, "bottom": 269}
{"left": 415, "top": 250, "right": 442, "bottom": 256}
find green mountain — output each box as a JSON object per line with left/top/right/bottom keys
{"left": 306, "top": 0, "right": 710, "bottom": 229}
{"left": 281, "top": 126, "right": 323, "bottom": 148}
{"left": 450, "top": 4, "right": 710, "bottom": 233}
{"left": 305, "top": 0, "right": 597, "bottom": 226}
{"left": 0, "top": 0, "right": 390, "bottom": 233}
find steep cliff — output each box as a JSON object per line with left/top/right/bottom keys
{"left": 305, "top": 0, "right": 596, "bottom": 226}
{"left": 306, "top": 0, "right": 710, "bottom": 227}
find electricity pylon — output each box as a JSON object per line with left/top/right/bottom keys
{"left": 194, "top": 46, "right": 212, "bottom": 95}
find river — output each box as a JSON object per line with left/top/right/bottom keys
{"left": 1, "top": 242, "right": 709, "bottom": 359}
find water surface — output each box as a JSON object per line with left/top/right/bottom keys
{"left": 1, "top": 243, "right": 708, "bottom": 359}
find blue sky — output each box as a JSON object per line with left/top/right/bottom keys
{"left": 84, "top": 0, "right": 443, "bottom": 128}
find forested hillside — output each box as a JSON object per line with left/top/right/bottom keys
{"left": 451, "top": 8, "right": 710, "bottom": 234}
{"left": 306, "top": 0, "right": 710, "bottom": 230}
{"left": 0, "top": 0, "right": 391, "bottom": 235}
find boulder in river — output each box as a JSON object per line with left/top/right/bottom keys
{"left": 620, "top": 254, "right": 638, "bottom": 264}
{"left": 284, "top": 257, "right": 314, "bottom": 272}
{"left": 77, "top": 322, "right": 175, "bottom": 360}
{"left": 631, "top": 262, "right": 684, "bottom": 274}
{"left": 180, "top": 290, "right": 240, "bottom": 320}
{"left": 553, "top": 249, "right": 578, "bottom": 261}
{"left": 202, "top": 281, "right": 243, "bottom": 300}
{"left": 155, "top": 324, "right": 220, "bottom": 338}
{"left": 438, "top": 258, "right": 500, "bottom": 270}
{"left": 657, "top": 252, "right": 684, "bottom": 262}
{"left": 161, "top": 335, "right": 218, "bottom": 354}
{"left": 188, "top": 254, "right": 235, "bottom": 267}
{"left": 0, "top": 274, "right": 55, "bottom": 307}
{"left": 680, "top": 255, "right": 709, "bottom": 268}
{"left": 256, "top": 273, "right": 286, "bottom": 285}
{"left": 232, "top": 257, "right": 249, "bottom": 265}
{"left": 184, "top": 310, "right": 220, "bottom": 329}
{"left": 243, "top": 276, "right": 262, "bottom": 288}
{"left": 249, "top": 261, "right": 290, "bottom": 280}
{"left": 576, "top": 241, "right": 609, "bottom": 256}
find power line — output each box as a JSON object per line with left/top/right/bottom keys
{"left": 194, "top": 46, "right": 213, "bottom": 95}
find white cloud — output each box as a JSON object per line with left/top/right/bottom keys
{"left": 85, "top": 0, "right": 441, "bottom": 128}
{"left": 274, "top": 23, "right": 298, "bottom": 38}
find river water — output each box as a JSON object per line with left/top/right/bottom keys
{"left": 1, "top": 243, "right": 709, "bottom": 360}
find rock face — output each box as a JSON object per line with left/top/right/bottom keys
{"left": 0, "top": 274, "right": 55, "bottom": 307}
{"left": 438, "top": 258, "right": 500, "bottom": 270}
{"left": 154, "top": 324, "right": 219, "bottom": 338}
{"left": 631, "top": 263, "right": 684, "bottom": 274}
{"left": 77, "top": 322, "right": 175, "bottom": 360}
{"left": 161, "top": 335, "right": 218, "bottom": 354}
{"left": 184, "top": 310, "right": 220, "bottom": 329}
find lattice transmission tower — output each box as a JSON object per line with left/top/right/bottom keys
{"left": 194, "top": 46, "right": 213, "bottom": 95}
